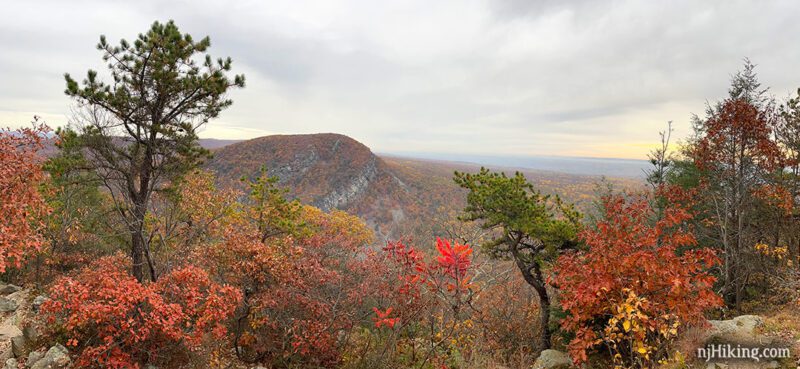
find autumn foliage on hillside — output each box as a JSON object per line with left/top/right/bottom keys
{"left": 0, "top": 124, "right": 50, "bottom": 273}
{"left": 553, "top": 189, "right": 721, "bottom": 367}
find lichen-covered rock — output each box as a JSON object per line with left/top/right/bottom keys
{"left": 31, "top": 296, "right": 48, "bottom": 313}
{"left": 26, "top": 350, "right": 44, "bottom": 366}
{"left": 532, "top": 349, "right": 573, "bottom": 369}
{"left": 3, "top": 358, "right": 16, "bottom": 369}
{"left": 29, "top": 344, "right": 70, "bottom": 369}
{"left": 0, "top": 299, "right": 17, "bottom": 314}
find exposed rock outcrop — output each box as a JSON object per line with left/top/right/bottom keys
{"left": 532, "top": 349, "right": 574, "bottom": 369}
{"left": 0, "top": 283, "right": 70, "bottom": 368}
{"left": 0, "top": 288, "right": 29, "bottom": 363}
{"left": 699, "top": 315, "right": 789, "bottom": 369}
{"left": 317, "top": 156, "right": 377, "bottom": 210}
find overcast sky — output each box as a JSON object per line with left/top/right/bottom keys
{"left": 2, "top": 0, "right": 800, "bottom": 159}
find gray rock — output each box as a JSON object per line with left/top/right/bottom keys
{"left": 31, "top": 296, "right": 48, "bottom": 313}
{"left": 532, "top": 349, "right": 573, "bottom": 369}
{"left": 317, "top": 156, "right": 378, "bottom": 211}
{"left": 10, "top": 334, "right": 26, "bottom": 359}
{"left": 707, "top": 315, "right": 764, "bottom": 343}
{"left": 29, "top": 344, "right": 70, "bottom": 369}
{"left": 21, "top": 326, "right": 37, "bottom": 344}
{"left": 0, "top": 298, "right": 17, "bottom": 313}
{"left": 4, "top": 358, "right": 17, "bottom": 369}
{"left": 26, "top": 350, "right": 43, "bottom": 367}
{"left": 0, "top": 285, "right": 21, "bottom": 296}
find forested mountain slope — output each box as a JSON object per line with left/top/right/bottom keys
{"left": 204, "top": 133, "right": 642, "bottom": 240}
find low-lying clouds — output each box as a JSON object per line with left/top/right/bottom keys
{"left": 2, "top": 0, "right": 800, "bottom": 159}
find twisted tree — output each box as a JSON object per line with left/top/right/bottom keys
{"left": 454, "top": 168, "right": 580, "bottom": 349}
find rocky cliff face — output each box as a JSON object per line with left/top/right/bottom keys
{"left": 316, "top": 155, "right": 378, "bottom": 211}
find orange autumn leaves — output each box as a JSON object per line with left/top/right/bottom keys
{"left": 552, "top": 190, "right": 722, "bottom": 366}
{"left": 41, "top": 255, "right": 241, "bottom": 369}
{"left": 0, "top": 124, "right": 50, "bottom": 273}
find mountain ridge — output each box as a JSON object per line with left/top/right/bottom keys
{"left": 204, "top": 133, "right": 643, "bottom": 240}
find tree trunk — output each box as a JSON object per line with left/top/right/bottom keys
{"left": 130, "top": 196, "right": 148, "bottom": 283}
{"left": 534, "top": 281, "right": 552, "bottom": 350}
{"left": 131, "top": 229, "right": 145, "bottom": 283}
{"left": 516, "top": 259, "right": 552, "bottom": 350}
{"left": 509, "top": 236, "right": 552, "bottom": 350}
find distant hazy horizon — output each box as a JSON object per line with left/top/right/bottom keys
{"left": 380, "top": 151, "right": 649, "bottom": 178}
{"left": 200, "top": 135, "right": 650, "bottom": 177}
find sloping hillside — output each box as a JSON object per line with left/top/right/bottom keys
{"left": 205, "top": 134, "right": 642, "bottom": 241}
{"left": 205, "top": 133, "right": 420, "bottom": 239}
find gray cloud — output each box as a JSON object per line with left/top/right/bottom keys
{"left": 2, "top": 0, "right": 800, "bottom": 159}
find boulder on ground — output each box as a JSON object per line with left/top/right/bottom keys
{"left": 10, "top": 334, "right": 26, "bottom": 359}
{"left": 532, "top": 349, "right": 573, "bottom": 369}
{"left": 28, "top": 344, "right": 70, "bottom": 369}
{"left": 0, "top": 299, "right": 17, "bottom": 314}
{"left": 21, "top": 326, "right": 38, "bottom": 345}
{"left": 3, "top": 358, "right": 16, "bottom": 369}
{"left": 0, "top": 285, "right": 21, "bottom": 296}
{"left": 31, "top": 296, "right": 48, "bottom": 313}
{"left": 707, "top": 315, "right": 764, "bottom": 343}
{"left": 26, "top": 350, "right": 44, "bottom": 366}
{"left": 0, "top": 324, "right": 22, "bottom": 360}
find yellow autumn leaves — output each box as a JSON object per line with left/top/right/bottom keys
{"left": 600, "top": 289, "right": 682, "bottom": 369}
{"left": 755, "top": 242, "right": 790, "bottom": 265}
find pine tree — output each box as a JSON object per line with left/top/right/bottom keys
{"left": 64, "top": 20, "right": 245, "bottom": 282}
{"left": 454, "top": 168, "right": 580, "bottom": 349}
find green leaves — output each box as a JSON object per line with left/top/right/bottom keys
{"left": 242, "top": 167, "right": 306, "bottom": 241}
{"left": 453, "top": 167, "right": 580, "bottom": 261}
{"left": 454, "top": 167, "right": 581, "bottom": 349}
{"left": 65, "top": 20, "right": 245, "bottom": 134}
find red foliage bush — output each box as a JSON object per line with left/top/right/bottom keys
{"left": 375, "top": 238, "right": 475, "bottom": 325}
{"left": 42, "top": 255, "right": 241, "bottom": 368}
{"left": 552, "top": 191, "right": 722, "bottom": 365}
{"left": 204, "top": 207, "right": 375, "bottom": 367}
